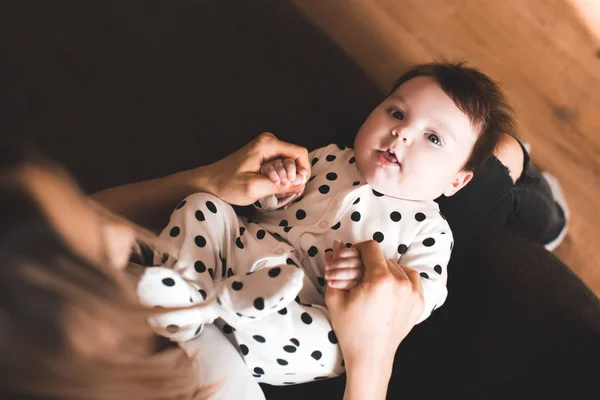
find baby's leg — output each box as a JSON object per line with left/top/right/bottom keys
{"left": 137, "top": 192, "right": 265, "bottom": 341}
{"left": 226, "top": 267, "right": 345, "bottom": 386}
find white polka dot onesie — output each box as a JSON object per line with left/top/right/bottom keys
{"left": 137, "top": 144, "right": 453, "bottom": 387}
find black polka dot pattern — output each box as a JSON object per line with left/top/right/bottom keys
{"left": 372, "top": 189, "right": 384, "bottom": 197}
{"left": 311, "top": 157, "right": 319, "bottom": 166}
{"left": 279, "top": 219, "right": 289, "bottom": 226}
{"left": 319, "top": 185, "right": 330, "bottom": 194}
{"left": 268, "top": 267, "right": 281, "bottom": 278}
{"left": 351, "top": 211, "right": 361, "bottom": 222}
{"left": 206, "top": 201, "right": 217, "bottom": 213}
{"left": 353, "top": 197, "right": 360, "bottom": 205}
{"left": 398, "top": 244, "right": 408, "bottom": 254}
{"left": 239, "top": 227, "right": 246, "bottom": 236}
{"left": 331, "top": 221, "right": 341, "bottom": 230}
{"left": 162, "top": 278, "right": 175, "bottom": 287}
{"left": 235, "top": 237, "right": 244, "bottom": 249}
{"left": 194, "top": 235, "right": 206, "bottom": 247}
{"left": 420, "top": 272, "right": 429, "bottom": 279}
{"left": 328, "top": 330, "right": 338, "bottom": 344}
{"left": 240, "top": 344, "right": 249, "bottom": 355}
{"left": 256, "top": 229, "right": 266, "bottom": 239}
{"left": 434, "top": 265, "right": 442, "bottom": 274}
{"left": 195, "top": 210, "right": 205, "bottom": 221}
{"left": 415, "top": 212, "right": 426, "bottom": 222}
{"left": 194, "top": 261, "right": 206, "bottom": 273}
{"left": 254, "top": 367, "right": 265, "bottom": 374}
{"left": 169, "top": 226, "right": 180, "bottom": 237}
{"left": 254, "top": 297, "right": 265, "bottom": 310}
{"left": 283, "top": 345, "right": 296, "bottom": 353}
{"left": 176, "top": 200, "right": 186, "bottom": 209}
{"left": 278, "top": 307, "right": 288, "bottom": 315}
{"left": 277, "top": 359, "right": 289, "bottom": 366}
{"left": 390, "top": 211, "right": 402, "bottom": 222}
{"left": 423, "top": 237, "right": 436, "bottom": 247}
{"left": 301, "top": 312, "right": 313, "bottom": 324}
{"left": 326, "top": 172, "right": 337, "bottom": 181}
{"left": 349, "top": 156, "right": 355, "bottom": 164}
{"left": 308, "top": 246, "right": 318, "bottom": 257}
{"left": 373, "top": 231, "right": 384, "bottom": 243}
{"left": 198, "top": 289, "right": 207, "bottom": 300}
{"left": 326, "top": 154, "right": 336, "bottom": 162}
{"left": 311, "top": 351, "right": 322, "bottom": 360}
{"left": 296, "top": 210, "right": 306, "bottom": 220}
{"left": 222, "top": 324, "right": 234, "bottom": 334}
{"left": 232, "top": 281, "right": 243, "bottom": 291}
{"left": 253, "top": 335, "right": 266, "bottom": 343}
{"left": 290, "top": 338, "right": 300, "bottom": 346}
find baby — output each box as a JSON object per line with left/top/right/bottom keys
{"left": 136, "top": 61, "right": 514, "bottom": 386}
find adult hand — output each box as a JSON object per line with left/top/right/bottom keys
{"left": 325, "top": 240, "right": 424, "bottom": 392}
{"left": 198, "top": 132, "right": 310, "bottom": 206}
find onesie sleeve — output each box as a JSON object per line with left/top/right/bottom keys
{"left": 398, "top": 217, "right": 453, "bottom": 324}
{"left": 253, "top": 143, "right": 342, "bottom": 212}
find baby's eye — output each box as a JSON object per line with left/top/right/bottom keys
{"left": 389, "top": 109, "right": 405, "bottom": 120}
{"left": 426, "top": 133, "right": 441, "bottom": 146}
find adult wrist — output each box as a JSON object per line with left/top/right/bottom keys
{"left": 179, "top": 165, "right": 214, "bottom": 196}
{"left": 344, "top": 358, "right": 393, "bottom": 400}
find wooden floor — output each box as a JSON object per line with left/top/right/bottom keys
{"left": 293, "top": 0, "right": 600, "bottom": 296}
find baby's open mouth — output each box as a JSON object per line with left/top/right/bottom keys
{"left": 381, "top": 149, "right": 398, "bottom": 164}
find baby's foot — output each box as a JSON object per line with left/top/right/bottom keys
{"left": 137, "top": 267, "right": 219, "bottom": 341}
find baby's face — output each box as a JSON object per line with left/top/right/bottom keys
{"left": 354, "top": 76, "right": 477, "bottom": 201}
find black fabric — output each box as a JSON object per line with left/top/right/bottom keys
{"left": 2, "top": 1, "right": 599, "bottom": 399}
{"left": 1, "top": 0, "right": 382, "bottom": 194}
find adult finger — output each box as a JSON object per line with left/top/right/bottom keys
{"left": 354, "top": 240, "right": 390, "bottom": 281}
{"left": 324, "top": 284, "right": 346, "bottom": 312}
{"left": 398, "top": 263, "right": 425, "bottom": 300}
{"left": 248, "top": 175, "right": 305, "bottom": 200}
{"left": 254, "top": 132, "right": 311, "bottom": 177}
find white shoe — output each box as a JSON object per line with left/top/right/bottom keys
{"left": 542, "top": 171, "right": 570, "bottom": 251}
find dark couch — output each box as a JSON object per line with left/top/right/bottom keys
{"left": 3, "top": 1, "right": 599, "bottom": 398}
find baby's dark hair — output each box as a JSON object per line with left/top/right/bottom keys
{"left": 390, "top": 61, "right": 516, "bottom": 172}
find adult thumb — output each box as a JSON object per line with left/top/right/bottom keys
{"left": 325, "top": 285, "right": 345, "bottom": 311}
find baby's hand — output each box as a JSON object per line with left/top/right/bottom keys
{"left": 324, "top": 240, "right": 364, "bottom": 290}
{"left": 261, "top": 158, "right": 308, "bottom": 199}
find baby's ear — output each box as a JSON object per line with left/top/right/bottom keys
{"left": 443, "top": 169, "right": 473, "bottom": 197}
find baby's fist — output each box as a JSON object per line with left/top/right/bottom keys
{"left": 261, "top": 158, "right": 308, "bottom": 187}
{"left": 324, "top": 240, "right": 364, "bottom": 290}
